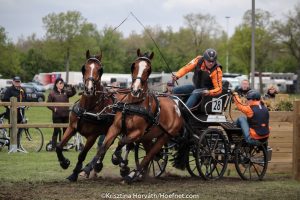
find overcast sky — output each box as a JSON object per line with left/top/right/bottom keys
{"left": 0, "top": 0, "right": 299, "bottom": 43}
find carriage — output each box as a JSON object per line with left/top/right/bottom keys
{"left": 134, "top": 88, "right": 272, "bottom": 181}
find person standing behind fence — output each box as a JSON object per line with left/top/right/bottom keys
{"left": 264, "top": 85, "right": 278, "bottom": 99}
{"left": 2, "top": 76, "right": 27, "bottom": 123}
{"left": 47, "top": 78, "right": 76, "bottom": 151}
{"left": 235, "top": 79, "right": 251, "bottom": 98}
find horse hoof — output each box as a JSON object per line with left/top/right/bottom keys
{"left": 123, "top": 170, "right": 138, "bottom": 184}
{"left": 60, "top": 159, "right": 70, "bottom": 169}
{"left": 120, "top": 166, "right": 130, "bottom": 177}
{"left": 123, "top": 175, "right": 134, "bottom": 184}
{"left": 79, "top": 171, "right": 89, "bottom": 178}
{"left": 67, "top": 173, "right": 78, "bottom": 182}
{"left": 94, "top": 162, "right": 103, "bottom": 173}
{"left": 111, "top": 154, "right": 120, "bottom": 165}
{"left": 89, "top": 170, "right": 98, "bottom": 179}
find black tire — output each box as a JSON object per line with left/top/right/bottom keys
{"left": 19, "top": 128, "right": 44, "bottom": 152}
{"left": 234, "top": 142, "right": 268, "bottom": 180}
{"left": 134, "top": 142, "right": 168, "bottom": 178}
{"left": 196, "top": 128, "right": 229, "bottom": 180}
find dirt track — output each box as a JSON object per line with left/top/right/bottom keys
{"left": 1, "top": 174, "right": 299, "bottom": 200}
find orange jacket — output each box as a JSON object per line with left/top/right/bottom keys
{"left": 175, "top": 56, "right": 222, "bottom": 96}
{"left": 233, "top": 94, "right": 269, "bottom": 140}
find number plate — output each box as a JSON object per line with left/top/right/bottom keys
{"left": 212, "top": 98, "right": 222, "bottom": 113}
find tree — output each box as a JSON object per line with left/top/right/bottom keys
{"left": 229, "top": 9, "right": 276, "bottom": 93}
{"left": 273, "top": 3, "right": 300, "bottom": 68}
{"left": 183, "top": 13, "right": 219, "bottom": 55}
{"left": 98, "top": 27, "right": 126, "bottom": 73}
{"left": 42, "top": 11, "right": 92, "bottom": 82}
{"left": 0, "top": 26, "right": 22, "bottom": 79}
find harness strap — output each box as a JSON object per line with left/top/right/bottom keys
{"left": 113, "top": 92, "right": 161, "bottom": 136}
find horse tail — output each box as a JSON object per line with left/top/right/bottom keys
{"left": 170, "top": 129, "right": 189, "bottom": 170}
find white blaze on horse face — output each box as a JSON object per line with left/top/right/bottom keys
{"left": 174, "top": 105, "right": 181, "bottom": 117}
{"left": 87, "top": 63, "right": 95, "bottom": 90}
{"left": 132, "top": 61, "right": 147, "bottom": 96}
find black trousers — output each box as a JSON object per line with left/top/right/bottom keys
{"left": 52, "top": 116, "right": 69, "bottom": 147}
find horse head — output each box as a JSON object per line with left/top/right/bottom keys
{"left": 130, "top": 49, "right": 154, "bottom": 98}
{"left": 81, "top": 50, "right": 103, "bottom": 96}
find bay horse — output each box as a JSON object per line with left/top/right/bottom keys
{"left": 90, "top": 49, "right": 184, "bottom": 183}
{"left": 56, "top": 50, "right": 117, "bottom": 182}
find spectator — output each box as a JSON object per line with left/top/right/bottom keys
{"left": 47, "top": 78, "right": 76, "bottom": 151}
{"left": 264, "top": 85, "right": 278, "bottom": 99}
{"left": 2, "top": 76, "right": 27, "bottom": 123}
{"left": 235, "top": 79, "right": 251, "bottom": 98}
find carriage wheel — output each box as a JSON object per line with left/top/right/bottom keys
{"left": 134, "top": 142, "right": 168, "bottom": 178}
{"left": 234, "top": 142, "right": 268, "bottom": 180}
{"left": 186, "top": 141, "right": 202, "bottom": 178}
{"left": 196, "top": 128, "right": 228, "bottom": 180}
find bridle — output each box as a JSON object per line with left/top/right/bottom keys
{"left": 82, "top": 57, "right": 103, "bottom": 96}
{"left": 130, "top": 57, "right": 152, "bottom": 97}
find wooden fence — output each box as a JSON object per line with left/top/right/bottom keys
{"left": 0, "top": 97, "right": 299, "bottom": 181}
{"left": 0, "top": 97, "right": 71, "bottom": 152}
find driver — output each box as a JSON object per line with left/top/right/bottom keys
{"left": 172, "top": 48, "right": 223, "bottom": 108}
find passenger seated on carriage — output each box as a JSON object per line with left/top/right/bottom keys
{"left": 232, "top": 90, "right": 270, "bottom": 145}
{"left": 172, "top": 48, "right": 223, "bottom": 108}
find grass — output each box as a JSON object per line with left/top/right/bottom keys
{"left": 0, "top": 92, "right": 300, "bottom": 199}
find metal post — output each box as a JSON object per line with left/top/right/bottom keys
{"left": 250, "top": 0, "right": 256, "bottom": 89}
{"left": 8, "top": 97, "right": 18, "bottom": 153}
{"left": 226, "top": 16, "right": 230, "bottom": 74}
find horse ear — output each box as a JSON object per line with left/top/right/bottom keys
{"left": 149, "top": 52, "right": 154, "bottom": 60}
{"left": 137, "top": 48, "right": 141, "bottom": 57}
{"left": 86, "top": 50, "right": 90, "bottom": 59}
{"left": 81, "top": 65, "right": 86, "bottom": 75}
{"left": 96, "top": 51, "right": 102, "bottom": 61}
{"left": 131, "top": 63, "right": 135, "bottom": 74}
{"left": 98, "top": 68, "right": 103, "bottom": 77}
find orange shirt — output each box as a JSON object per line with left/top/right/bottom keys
{"left": 175, "top": 56, "right": 223, "bottom": 96}
{"left": 233, "top": 94, "right": 269, "bottom": 140}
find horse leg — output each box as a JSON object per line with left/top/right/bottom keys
{"left": 79, "top": 135, "right": 105, "bottom": 178}
{"left": 67, "top": 134, "right": 98, "bottom": 182}
{"left": 111, "top": 139, "right": 125, "bottom": 166}
{"left": 112, "top": 137, "right": 135, "bottom": 177}
{"left": 56, "top": 126, "right": 76, "bottom": 169}
{"left": 124, "top": 134, "right": 170, "bottom": 183}
{"left": 119, "top": 143, "right": 135, "bottom": 177}
{"left": 91, "top": 125, "right": 120, "bottom": 173}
